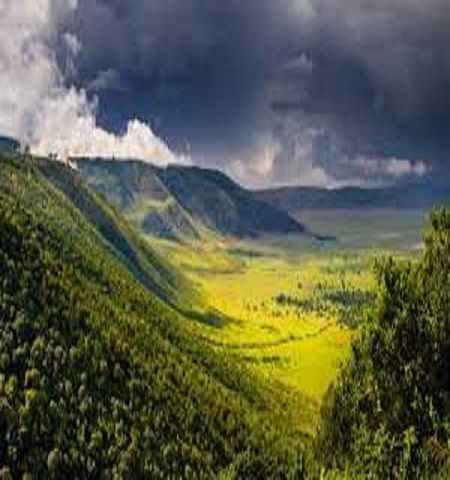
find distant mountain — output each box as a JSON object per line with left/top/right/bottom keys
{"left": 158, "top": 165, "right": 305, "bottom": 237}
{"left": 256, "top": 183, "right": 450, "bottom": 213}
{"left": 76, "top": 159, "right": 306, "bottom": 240}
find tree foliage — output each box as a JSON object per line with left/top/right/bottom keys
{"left": 317, "top": 208, "right": 450, "bottom": 478}
{"left": 0, "top": 155, "right": 305, "bottom": 478}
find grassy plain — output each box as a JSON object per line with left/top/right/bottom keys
{"left": 151, "top": 209, "right": 427, "bottom": 433}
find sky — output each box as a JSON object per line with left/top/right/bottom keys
{"left": 0, "top": 0, "right": 449, "bottom": 187}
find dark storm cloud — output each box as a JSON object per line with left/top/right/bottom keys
{"left": 302, "top": 0, "right": 450, "bottom": 163}
{"left": 60, "top": 0, "right": 308, "bottom": 155}
{"left": 61, "top": 0, "right": 450, "bottom": 186}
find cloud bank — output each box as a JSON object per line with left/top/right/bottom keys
{"left": 0, "top": 0, "right": 183, "bottom": 165}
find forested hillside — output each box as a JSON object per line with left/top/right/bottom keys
{"left": 35, "top": 158, "right": 195, "bottom": 310}
{"left": 0, "top": 154, "right": 305, "bottom": 478}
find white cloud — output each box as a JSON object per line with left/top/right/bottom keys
{"left": 228, "top": 140, "right": 278, "bottom": 187}
{"left": 355, "top": 155, "right": 429, "bottom": 179}
{"left": 0, "top": 0, "right": 185, "bottom": 165}
{"left": 229, "top": 130, "right": 333, "bottom": 188}
{"left": 295, "top": 165, "right": 330, "bottom": 187}
{"left": 32, "top": 91, "right": 182, "bottom": 163}
{"left": 87, "top": 69, "right": 121, "bottom": 93}
{"left": 384, "top": 157, "right": 428, "bottom": 178}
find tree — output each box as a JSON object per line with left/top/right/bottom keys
{"left": 316, "top": 208, "right": 450, "bottom": 478}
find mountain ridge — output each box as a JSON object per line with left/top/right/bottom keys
{"left": 75, "top": 158, "right": 306, "bottom": 241}
{"left": 256, "top": 182, "right": 450, "bottom": 212}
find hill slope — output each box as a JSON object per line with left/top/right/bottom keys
{"left": 76, "top": 159, "right": 199, "bottom": 241}
{"left": 35, "top": 158, "right": 195, "bottom": 309}
{"left": 159, "top": 165, "right": 305, "bottom": 237}
{"left": 76, "top": 159, "right": 305, "bottom": 240}
{"left": 0, "top": 154, "right": 304, "bottom": 478}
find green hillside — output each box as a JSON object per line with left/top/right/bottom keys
{"left": 0, "top": 154, "right": 305, "bottom": 478}
{"left": 76, "top": 159, "right": 305, "bottom": 241}
{"left": 35, "top": 158, "right": 197, "bottom": 310}
{"left": 159, "top": 165, "right": 305, "bottom": 238}
{"left": 76, "top": 159, "right": 200, "bottom": 241}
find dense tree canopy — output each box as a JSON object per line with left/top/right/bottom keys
{"left": 0, "top": 155, "right": 305, "bottom": 478}
{"left": 317, "top": 209, "right": 450, "bottom": 478}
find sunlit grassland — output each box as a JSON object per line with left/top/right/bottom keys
{"left": 149, "top": 209, "right": 426, "bottom": 433}
{"left": 151, "top": 237, "right": 366, "bottom": 431}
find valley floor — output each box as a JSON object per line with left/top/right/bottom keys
{"left": 150, "top": 209, "right": 426, "bottom": 434}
